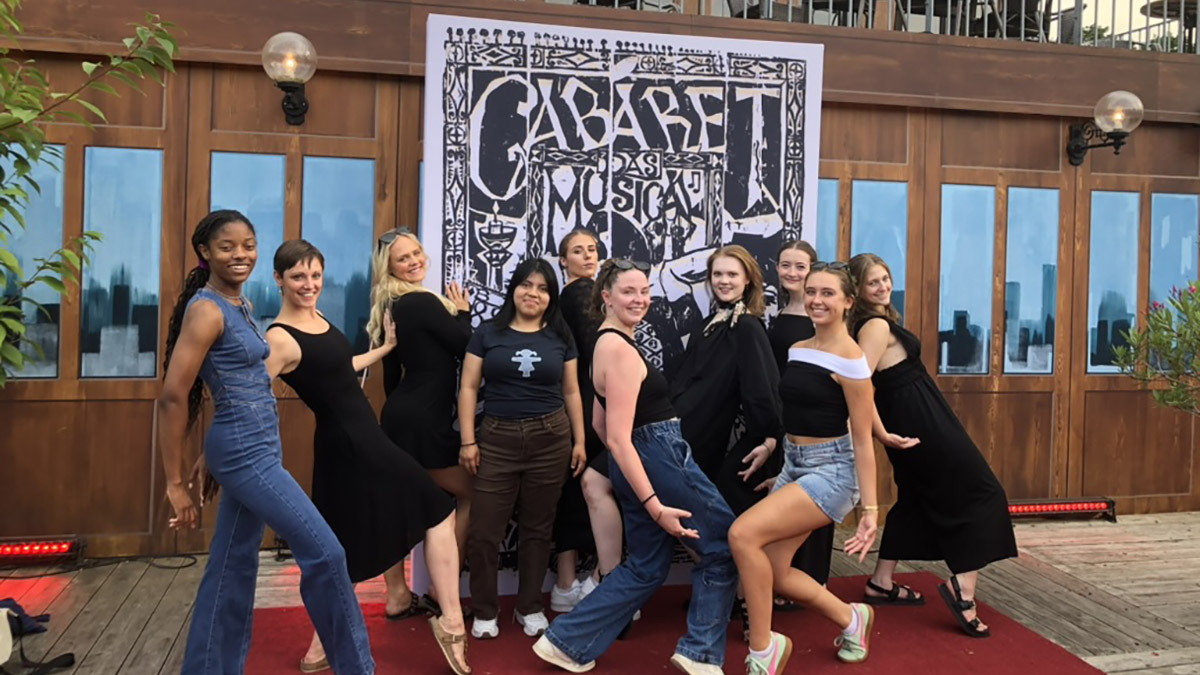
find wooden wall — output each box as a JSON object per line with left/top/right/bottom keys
{"left": 1, "top": 0, "right": 1197, "bottom": 556}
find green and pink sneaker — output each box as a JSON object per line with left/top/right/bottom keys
{"left": 745, "top": 632, "right": 792, "bottom": 675}
{"left": 834, "top": 603, "right": 875, "bottom": 663}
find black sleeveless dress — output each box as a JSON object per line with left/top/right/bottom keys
{"left": 271, "top": 321, "right": 455, "bottom": 583}
{"left": 854, "top": 316, "right": 1017, "bottom": 574}
{"left": 768, "top": 312, "right": 834, "bottom": 586}
{"left": 553, "top": 278, "right": 599, "bottom": 555}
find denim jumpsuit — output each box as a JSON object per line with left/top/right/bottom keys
{"left": 180, "top": 289, "right": 373, "bottom": 674}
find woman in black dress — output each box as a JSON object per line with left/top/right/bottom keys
{"left": 767, "top": 240, "right": 838, "bottom": 599}
{"left": 368, "top": 228, "right": 474, "bottom": 614}
{"left": 550, "top": 228, "right": 618, "bottom": 613}
{"left": 265, "top": 240, "right": 469, "bottom": 674}
{"left": 849, "top": 252, "right": 1018, "bottom": 638}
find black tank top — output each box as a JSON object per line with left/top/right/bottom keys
{"left": 593, "top": 328, "right": 675, "bottom": 429}
{"left": 780, "top": 347, "right": 871, "bottom": 437}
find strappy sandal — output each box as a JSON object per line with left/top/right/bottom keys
{"left": 738, "top": 597, "right": 751, "bottom": 643}
{"left": 385, "top": 594, "right": 428, "bottom": 621}
{"left": 428, "top": 616, "right": 472, "bottom": 675}
{"left": 863, "top": 580, "right": 925, "bottom": 606}
{"left": 775, "top": 593, "right": 805, "bottom": 612}
{"left": 936, "top": 576, "right": 990, "bottom": 638}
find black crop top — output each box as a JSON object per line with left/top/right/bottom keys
{"left": 593, "top": 328, "right": 675, "bottom": 429}
{"left": 780, "top": 348, "right": 871, "bottom": 437}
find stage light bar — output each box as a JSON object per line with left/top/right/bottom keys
{"left": 1008, "top": 498, "right": 1116, "bottom": 522}
{"left": 0, "top": 537, "right": 82, "bottom": 565}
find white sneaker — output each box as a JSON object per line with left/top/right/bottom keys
{"left": 516, "top": 610, "right": 550, "bottom": 637}
{"left": 578, "top": 575, "right": 599, "bottom": 598}
{"left": 532, "top": 635, "right": 596, "bottom": 672}
{"left": 551, "top": 580, "right": 582, "bottom": 612}
{"left": 669, "top": 652, "right": 725, "bottom": 674}
{"left": 471, "top": 616, "right": 498, "bottom": 639}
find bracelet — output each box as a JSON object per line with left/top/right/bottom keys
{"left": 861, "top": 505, "right": 879, "bottom": 512}
{"left": 640, "top": 492, "right": 657, "bottom": 506}
{"left": 461, "top": 442, "right": 477, "bottom": 448}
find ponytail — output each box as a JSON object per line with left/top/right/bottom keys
{"left": 162, "top": 209, "right": 254, "bottom": 430}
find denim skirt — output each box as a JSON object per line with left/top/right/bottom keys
{"left": 771, "top": 434, "right": 860, "bottom": 523}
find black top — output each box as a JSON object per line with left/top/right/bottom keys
{"left": 779, "top": 349, "right": 870, "bottom": 438}
{"left": 467, "top": 321, "right": 578, "bottom": 419}
{"left": 561, "top": 278, "right": 604, "bottom": 458}
{"left": 378, "top": 292, "right": 472, "bottom": 470}
{"left": 853, "top": 314, "right": 922, "bottom": 364}
{"left": 270, "top": 321, "right": 454, "bottom": 582}
{"left": 768, "top": 313, "right": 816, "bottom": 373}
{"left": 669, "top": 313, "right": 783, "bottom": 480}
{"left": 593, "top": 328, "right": 675, "bottom": 430}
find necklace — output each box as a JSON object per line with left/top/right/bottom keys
{"left": 205, "top": 283, "right": 242, "bottom": 303}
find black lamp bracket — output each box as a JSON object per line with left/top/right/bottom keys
{"left": 276, "top": 81, "right": 309, "bottom": 126}
{"left": 1067, "top": 120, "right": 1129, "bottom": 166}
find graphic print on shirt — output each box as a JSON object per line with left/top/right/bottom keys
{"left": 513, "top": 349, "right": 542, "bottom": 378}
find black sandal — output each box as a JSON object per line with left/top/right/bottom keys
{"left": 774, "top": 594, "right": 805, "bottom": 612}
{"left": 863, "top": 580, "right": 925, "bottom": 606}
{"left": 738, "top": 597, "right": 750, "bottom": 643}
{"left": 385, "top": 594, "right": 428, "bottom": 621}
{"left": 936, "top": 576, "right": 990, "bottom": 638}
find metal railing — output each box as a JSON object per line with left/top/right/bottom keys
{"left": 554, "top": 0, "right": 1198, "bottom": 54}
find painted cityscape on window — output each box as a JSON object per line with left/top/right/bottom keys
{"left": 211, "top": 152, "right": 286, "bottom": 330}
{"left": 1087, "top": 191, "right": 1139, "bottom": 373}
{"left": 80, "top": 147, "right": 163, "bottom": 378}
{"left": 1004, "top": 187, "right": 1058, "bottom": 374}
{"left": 2, "top": 147, "right": 65, "bottom": 378}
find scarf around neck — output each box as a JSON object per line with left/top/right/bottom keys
{"left": 703, "top": 299, "right": 747, "bottom": 336}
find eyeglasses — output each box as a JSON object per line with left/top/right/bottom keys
{"left": 377, "top": 226, "right": 413, "bottom": 249}
{"left": 810, "top": 261, "right": 849, "bottom": 272}
{"left": 612, "top": 259, "right": 651, "bottom": 272}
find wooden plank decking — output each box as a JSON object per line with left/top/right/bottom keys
{"left": 3, "top": 513, "right": 1200, "bottom": 674}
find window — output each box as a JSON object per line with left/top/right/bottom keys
{"left": 211, "top": 152, "right": 286, "bottom": 329}
{"left": 850, "top": 180, "right": 907, "bottom": 320}
{"left": 301, "top": 157, "right": 375, "bottom": 352}
{"left": 1004, "top": 187, "right": 1059, "bottom": 374}
{"left": 2, "top": 147, "right": 65, "bottom": 377}
{"left": 1149, "top": 193, "right": 1199, "bottom": 308}
{"left": 938, "top": 185, "right": 994, "bottom": 374}
{"left": 815, "top": 178, "right": 838, "bottom": 261}
{"left": 80, "top": 147, "right": 163, "bottom": 378}
{"left": 1087, "top": 191, "right": 1139, "bottom": 374}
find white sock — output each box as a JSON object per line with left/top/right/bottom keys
{"left": 750, "top": 638, "right": 776, "bottom": 661}
{"left": 843, "top": 607, "right": 860, "bottom": 636}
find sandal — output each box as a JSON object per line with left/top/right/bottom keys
{"left": 298, "top": 657, "right": 329, "bottom": 673}
{"left": 385, "top": 594, "right": 428, "bottom": 621}
{"left": 863, "top": 580, "right": 925, "bottom": 606}
{"left": 936, "top": 577, "right": 990, "bottom": 638}
{"left": 428, "top": 616, "right": 472, "bottom": 675}
{"left": 738, "top": 597, "right": 750, "bottom": 643}
{"left": 774, "top": 594, "right": 805, "bottom": 612}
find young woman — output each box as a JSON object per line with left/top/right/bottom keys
{"left": 849, "top": 252, "right": 1017, "bottom": 637}
{"left": 767, "top": 240, "right": 837, "bottom": 598}
{"left": 369, "top": 228, "right": 473, "bottom": 616}
{"left": 550, "top": 228, "right": 618, "bottom": 613}
{"left": 265, "top": 240, "right": 469, "bottom": 675}
{"left": 533, "top": 259, "right": 737, "bottom": 675}
{"left": 729, "top": 261, "right": 899, "bottom": 674}
{"left": 458, "top": 258, "right": 587, "bottom": 640}
{"left": 670, "top": 244, "right": 783, "bottom": 516}
{"left": 158, "top": 210, "right": 373, "bottom": 675}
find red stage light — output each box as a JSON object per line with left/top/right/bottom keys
{"left": 0, "top": 538, "right": 80, "bottom": 565}
{"left": 1007, "top": 498, "right": 1116, "bottom": 521}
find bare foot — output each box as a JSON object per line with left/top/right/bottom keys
{"left": 302, "top": 631, "right": 326, "bottom": 667}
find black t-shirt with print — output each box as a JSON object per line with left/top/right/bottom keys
{"left": 467, "top": 321, "right": 578, "bottom": 419}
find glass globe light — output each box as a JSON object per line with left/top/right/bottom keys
{"left": 1093, "top": 90, "right": 1144, "bottom": 135}
{"left": 262, "top": 32, "right": 317, "bottom": 84}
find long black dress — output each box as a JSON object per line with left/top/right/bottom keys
{"left": 271, "top": 321, "right": 454, "bottom": 583}
{"left": 670, "top": 308, "right": 783, "bottom": 516}
{"left": 768, "top": 312, "right": 836, "bottom": 586}
{"left": 552, "top": 278, "right": 598, "bottom": 555}
{"left": 380, "top": 292, "right": 472, "bottom": 470}
{"left": 853, "top": 315, "right": 1018, "bottom": 574}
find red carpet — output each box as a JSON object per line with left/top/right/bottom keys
{"left": 246, "top": 572, "right": 1102, "bottom": 674}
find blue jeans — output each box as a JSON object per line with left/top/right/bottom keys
{"left": 182, "top": 399, "right": 374, "bottom": 675}
{"left": 545, "top": 419, "right": 737, "bottom": 666}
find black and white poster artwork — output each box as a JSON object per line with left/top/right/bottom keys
{"left": 422, "top": 13, "right": 824, "bottom": 376}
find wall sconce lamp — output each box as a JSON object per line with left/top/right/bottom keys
{"left": 1067, "top": 90, "right": 1144, "bottom": 166}
{"left": 261, "top": 32, "right": 317, "bottom": 125}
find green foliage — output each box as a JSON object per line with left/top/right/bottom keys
{"left": 0, "top": 0, "right": 176, "bottom": 385}
{"left": 1114, "top": 283, "right": 1200, "bottom": 417}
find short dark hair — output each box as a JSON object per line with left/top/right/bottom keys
{"left": 274, "top": 239, "right": 325, "bottom": 276}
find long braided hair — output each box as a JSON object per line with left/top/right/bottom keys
{"left": 163, "top": 209, "right": 255, "bottom": 430}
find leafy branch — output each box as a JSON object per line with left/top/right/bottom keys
{"left": 1113, "top": 283, "right": 1200, "bottom": 417}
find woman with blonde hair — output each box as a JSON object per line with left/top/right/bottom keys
{"left": 369, "top": 227, "right": 474, "bottom": 619}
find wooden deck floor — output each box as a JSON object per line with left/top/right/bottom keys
{"left": 4, "top": 512, "right": 1200, "bottom": 674}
